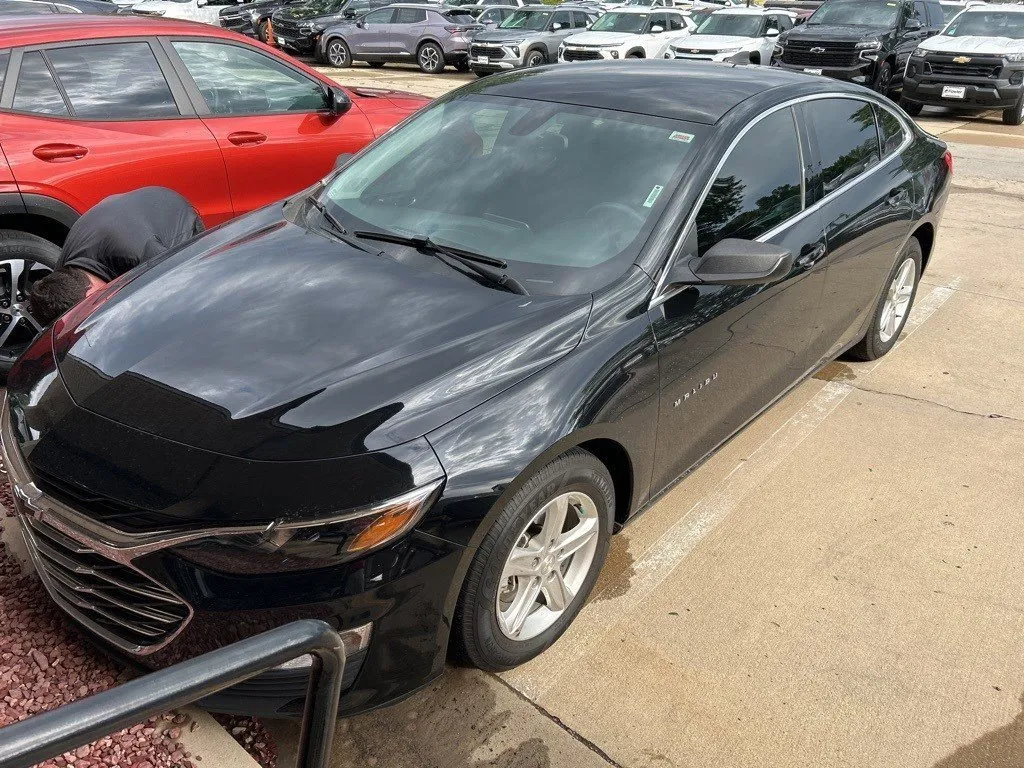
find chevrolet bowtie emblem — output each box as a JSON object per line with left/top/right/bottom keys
{"left": 810, "top": 46, "right": 826, "bottom": 53}
{"left": 952, "top": 55, "right": 971, "bottom": 64}
{"left": 691, "top": 49, "right": 701, "bottom": 53}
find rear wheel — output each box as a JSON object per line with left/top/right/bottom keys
{"left": 847, "top": 238, "right": 922, "bottom": 361}
{"left": 325, "top": 38, "right": 351, "bottom": 68}
{"left": 0, "top": 230, "right": 59, "bottom": 374}
{"left": 525, "top": 49, "right": 546, "bottom": 67}
{"left": 901, "top": 97, "right": 923, "bottom": 117}
{"left": 418, "top": 41, "right": 445, "bottom": 74}
{"left": 1002, "top": 95, "right": 1024, "bottom": 126}
{"left": 453, "top": 449, "right": 614, "bottom": 671}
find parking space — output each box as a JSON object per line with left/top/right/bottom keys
{"left": 255, "top": 68, "right": 1024, "bottom": 768}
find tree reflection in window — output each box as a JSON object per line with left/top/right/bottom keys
{"left": 695, "top": 108, "right": 803, "bottom": 255}
{"left": 811, "top": 100, "right": 880, "bottom": 194}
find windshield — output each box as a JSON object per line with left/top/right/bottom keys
{"left": 321, "top": 94, "right": 702, "bottom": 295}
{"left": 695, "top": 13, "right": 763, "bottom": 36}
{"left": 807, "top": 0, "right": 897, "bottom": 26}
{"left": 944, "top": 10, "right": 1024, "bottom": 37}
{"left": 591, "top": 12, "right": 649, "bottom": 32}
{"left": 499, "top": 9, "right": 551, "bottom": 29}
{"left": 624, "top": 0, "right": 655, "bottom": 6}
{"left": 298, "top": 0, "right": 344, "bottom": 13}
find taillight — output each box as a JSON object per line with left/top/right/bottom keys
{"left": 942, "top": 149, "right": 953, "bottom": 175}
{"left": 445, "top": 25, "right": 466, "bottom": 32}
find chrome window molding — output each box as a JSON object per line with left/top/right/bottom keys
{"left": 649, "top": 92, "right": 915, "bottom": 310}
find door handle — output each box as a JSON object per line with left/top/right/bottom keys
{"left": 886, "top": 188, "right": 908, "bottom": 207}
{"left": 33, "top": 144, "right": 88, "bottom": 162}
{"left": 227, "top": 131, "right": 268, "bottom": 146}
{"left": 796, "top": 242, "right": 826, "bottom": 268}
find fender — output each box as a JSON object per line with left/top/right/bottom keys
{"left": 21, "top": 194, "right": 80, "bottom": 230}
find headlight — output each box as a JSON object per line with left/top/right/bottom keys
{"left": 855, "top": 40, "right": 882, "bottom": 50}
{"left": 910, "top": 48, "right": 926, "bottom": 58}
{"left": 1006, "top": 52, "right": 1024, "bottom": 63}
{"left": 511, "top": 45, "right": 520, "bottom": 56}
{"left": 249, "top": 9, "right": 260, "bottom": 20}
{"left": 664, "top": 50, "right": 673, "bottom": 58}
{"left": 173, "top": 478, "right": 444, "bottom": 573}
{"left": 610, "top": 49, "right": 619, "bottom": 58}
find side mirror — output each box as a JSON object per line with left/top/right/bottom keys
{"left": 552, "top": 21, "right": 563, "bottom": 29}
{"left": 651, "top": 24, "right": 664, "bottom": 32}
{"left": 765, "top": 26, "right": 779, "bottom": 37}
{"left": 197, "top": 0, "right": 208, "bottom": 6}
{"left": 325, "top": 85, "right": 352, "bottom": 116}
{"left": 690, "top": 239, "right": 793, "bottom": 285}
{"left": 905, "top": 17, "right": 922, "bottom": 30}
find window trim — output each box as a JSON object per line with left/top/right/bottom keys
{"left": 0, "top": 38, "right": 196, "bottom": 120}
{"left": 650, "top": 92, "right": 913, "bottom": 310}
{"left": 159, "top": 36, "right": 334, "bottom": 119}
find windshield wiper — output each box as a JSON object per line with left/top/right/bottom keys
{"left": 303, "top": 193, "right": 382, "bottom": 254}
{"left": 353, "top": 230, "right": 529, "bottom": 295}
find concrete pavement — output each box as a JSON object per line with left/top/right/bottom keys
{"left": 270, "top": 66, "right": 1024, "bottom": 768}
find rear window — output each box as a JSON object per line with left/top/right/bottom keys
{"left": 12, "top": 51, "right": 69, "bottom": 116}
{"left": 874, "top": 104, "right": 906, "bottom": 157}
{"left": 805, "top": 98, "right": 881, "bottom": 196}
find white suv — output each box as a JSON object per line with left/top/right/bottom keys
{"left": 664, "top": 7, "right": 795, "bottom": 66}
{"left": 560, "top": 7, "right": 695, "bottom": 61}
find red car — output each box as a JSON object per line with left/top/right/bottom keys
{"left": 0, "top": 15, "right": 427, "bottom": 367}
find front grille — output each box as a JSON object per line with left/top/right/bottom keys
{"left": 781, "top": 40, "right": 860, "bottom": 68}
{"left": 471, "top": 43, "right": 507, "bottom": 59}
{"left": 672, "top": 48, "right": 718, "bottom": 57}
{"left": 563, "top": 47, "right": 603, "bottom": 61}
{"left": 24, "top": 517, "right": 190, "bottom": 652}
{"left": 926, "top": 58, "right": 1002, "bottom": 79}
{"left": 272, "top": 18, "right": 302, "bottom": 35}
{"left": 33, "top": 466, "right": 171, "bottom": 531}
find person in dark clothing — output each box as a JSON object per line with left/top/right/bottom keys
{"left": 28, "top": 187, "right": 204, "bottom": 327}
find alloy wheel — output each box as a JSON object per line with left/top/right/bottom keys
{"left": 495, "top": 491, "right": 600, "bottom": 641}
{"left": 0, "top": 258, "right": 49, "bottom": 364}
{"left": 419, "top": 45, "right": 441, "bottom": 72}
{"left": 878, "top": 257, "right": 915, "bottom": 343}
{"left": 328, "top": 41, "right": 347, "bottom": 67}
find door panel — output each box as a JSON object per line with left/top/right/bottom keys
{"left": 650, "top": 106, "right": 826, "bottom": 495}
{"left": 169, "top": 39, "right": 376, "bottom": 216}
{"left": 349, "top": 8, "right": 396, "bottom": 54}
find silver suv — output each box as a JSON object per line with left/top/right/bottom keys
{"left": 318, "top": 4, "right": 483, "bottom": 73}
{"left": 469, "top": 4, "right": 597, "bottom": 75}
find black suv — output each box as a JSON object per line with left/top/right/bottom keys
{"left": 219, "top": 0, "right": 306, "bottom": 41}
{"left": 773, "top": 0, "right": 944, "bottom": 94}
{"left": 272, "top": 0, "right": 422, "bottom": 55}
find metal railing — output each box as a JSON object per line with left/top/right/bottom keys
{"left": 0, "top": 619, "right": 345, "bottom": 768}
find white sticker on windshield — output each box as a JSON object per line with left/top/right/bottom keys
{"left": 643, "top": 185, "right": 664, "bottom": 208}
{"left": 669, "top": 131, "right": 694, "bottom": 143}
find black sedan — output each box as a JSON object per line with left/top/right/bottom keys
{"left": 1, "top": 62, "right": 950, "bottom": 717}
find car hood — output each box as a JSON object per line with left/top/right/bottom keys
{"left": 918, "top": 34, "right": 1024, "bottom": 55}
{"left": 785, "top": 24, "right": 889, "bottom": 42}
{"left": 53, "top": 205, "right": 591, "bottom": 462}
{"left": 564, "top": 31, "right": 640, "bottom": 45}
{"left": 475, "top": 28, "right": 543, "bottom": 42}
{"left": 274, "top": 5, "right": 340, "bottom": 21}
{"left": 674, "top": 33, "right": 753, "bottom": 49}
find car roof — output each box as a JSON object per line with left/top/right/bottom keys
{"left": 0, "top": 14, "right": 236, "bottom": 44}
{"left": 711, "top": 6, "right": 779, "bottom": 14}
{"left": 610, "top": 6, "right": 686, "bottom": 12}
{"left": 469, "top": 60, "right": 865, "bottom": 124}
{"left": 960, "top": 3, "right": 1024, "bottom": 11}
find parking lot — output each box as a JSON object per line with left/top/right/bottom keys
{"left": 241, "top": 61, "right": 1024, "bottom": 768}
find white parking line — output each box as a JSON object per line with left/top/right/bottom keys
{"left": 503, "top": 276, "right": 962, "bottom": 701}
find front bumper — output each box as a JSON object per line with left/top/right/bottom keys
{"left": 668, "top": 49, "right": 754, "bottom": 65}
{"left": 561, "top": 46, "right": 618, "bottom": 62}
{"left": 774, "top": 58, "right": 875, "bottom": 85}
{"left": 902, "top": 66, "right": 1023, "bottom": 110}
{"left": 220, "top": 16, "right": 257, "bottom": 36}
{"left": 0, "top": 352, "right": 467, "bottom": 718}
{"left": 275, "top": 31, "right": 319, "bottom": 54}
{"left": 469, "top": 43, "right": 525, "bottom": 71}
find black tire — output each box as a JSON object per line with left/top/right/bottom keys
{"left": 872, "top": 59, "right": 893, "bottom": 96}
{"left": 417, "top": 41, "right": 445, "bottom": 74}
{"left": 846, "top": 238, "right": 922, "bottom": 361}
{"left": 257, "top": 19, "right": 271, "bottom": 44}
{"left": 367, "top": 61, "right": 386, "bottom": 68}
{"left": 0, "top": 230, "right": 60, "bottom": 374}
{"left": 325, "top": 38, "right": 351, "bottom": 69}
{"left": 474, "top": 70, "right": 489, "bottom": 78}
{"left": 525, "top": 48, "right": 546, "bottom": 67}
{"left": 1002, "top": 95, "right": 1024, "bottom": 126}
{"left": 901, "top": 97, "right": 923, "bottom": 117}
{"left": 452, "top": 449, "right": 614, "bottom": 672}
{"left": 626, "top": 51, "right": 644, "bottom": 59}
{"left": 454, "top": 58, "right": 471, "bottom": 72}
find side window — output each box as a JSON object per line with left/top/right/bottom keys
{"left": 695, "top": 107, "right": 803, "bottom": 255}
{"left": 572, "top": 10, "right": 589, "bottom": 27}
{"left": 0, "top": 52, "right": 8, "bottom": 94}
{"left": 552, "top": 10, "right": 571, "bottom": 29}
{"left": 12, "top": 51, "right": 69, "bottom": 116}
{"left": 394, "top": 7, "right": 426, "bottom": 23}
{"left": 46, "top": 43, "right": 179, "bottom": 120}
{"left": 363, "top": 8, "right": 395, "bottom": 23}
{"left": 926, "top": 1, "right": 942, "bottom": 26}
{"left": 764, "top": 15, "right": 779, "bottom": 32}
{"left": 172, "top": 41, "right": 327, "bottom": 116}
{"left": 874, "top": 105, "right": 906, "bottom": 157}
{"left": 667, "top": 12, "right": 684, "bottom": 30}
{"left": 806, "top": 98, "right": 881, "bottom": 194}
{"left": 777, "top": 13, "right": 793, "bottom": 30}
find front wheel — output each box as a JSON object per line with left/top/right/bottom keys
{"left": 325, "top": 39, "right": 351, "bottom": 68}
{"left": 872, "top": 60, "right": 893, "bottom": 96}
{"left": 0, "top": 230, "right": 59, "bottom": 374}
{"left": 454, "top": 58, "right": 471, "bottom": 72}
{"left": 525, "top": 49, "right": 546, "bottom": 67}
{"left": 418, "top": 41, "right": 445, "bottom": 74}
{"left": 901, "top": 97, "right": 923, "bottom": 117}
{"left": 257, "top": 19, "right": 272, "bottom": 44}
{"left": 1002, "top": 95, "right": 1024, "bottom": 126}
{"left": 453, "top": 449, "right": 614, "bottom": 671}
{"left": 847, "top": 238, "right": 922, "bottom": 361}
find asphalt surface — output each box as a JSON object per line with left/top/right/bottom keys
{"left": 259, "top": 63, "right": 1024, "bottom": 768}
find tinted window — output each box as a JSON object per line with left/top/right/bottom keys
{"left": 874, "top": 105, "right": 905, "bottom": 157}
{"left": 0, "top": 52, "right": 7, "bottom": 94}
{"left": 572, "top": 10, "right": 589, "bottom": 27}
{"left": 807, "top": 98, "right": 880, "bottom": 194}
{"left": 173, "top": 41, "right": 326, "bottom": 115}
{"left": 926, "top": 1, "right": 942, "bottom": 25}
{"left": 394, "top": 7, "right": 425, "bottom": 22}
{"left": 552, "top": 10, "right": 571, "bottom": 27}
{"left": 667, "top": 12, "right": 684, "bottom": 29}
{"left": 363, "top": 7, "right": 393, "bottom": 22}
{"left": 13, "top": 51, "right": 69, "bottom": 116}
{"left": 695, "top": 108, "right": 802, "bottom": 254}
{"left": 47, "top": 43, "right": 178, "bottom": 120}
{"left": 0, "top": 1, "right": 56, "bottom": 14}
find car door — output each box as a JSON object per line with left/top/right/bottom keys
{"left": 547, "top": 9, "right": 574, "bottom": 57}
{"left": 391, "top": 6, "right": 428, "bottom": 56}
{"left": 804, "top": 97, "right": 916, "bottom": 363}
{"left": 345, "top": 7, "right": 396, "bottom": 55}
{"left": 166, "top": 38, "right": 375, "bottom": 217}
{"left": 648, "top": 105, "right": 828, "bottom": 496}
{"left": 0, "top": 40, "right": 233, "bottom": 224}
